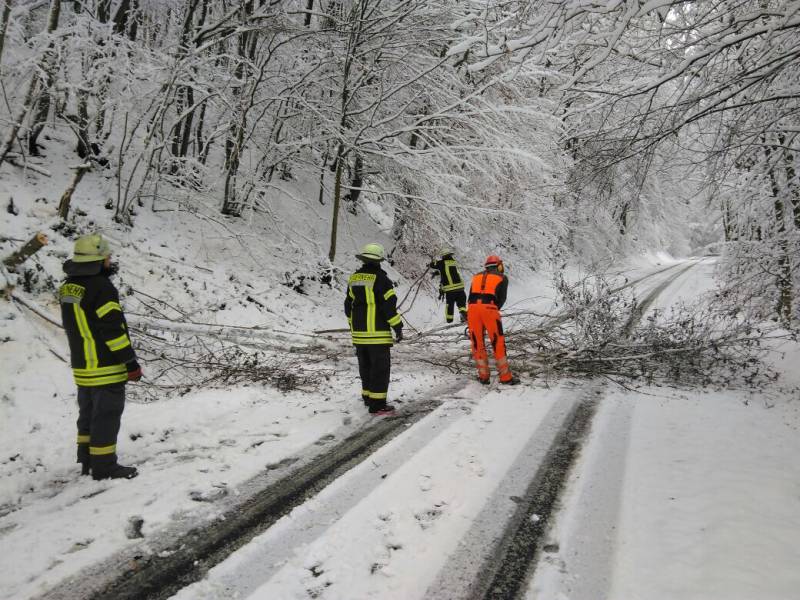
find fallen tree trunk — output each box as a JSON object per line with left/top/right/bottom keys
{"left": 3, "top": 231, "right": 48, "bottom": 271}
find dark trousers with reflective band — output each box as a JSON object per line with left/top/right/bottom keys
{"left": 444, "top": 290, "right": 467, "bottom": 323}
{"left": 76, "top": 383, "right": 126, "bottom": 473}
{"left": 355, "top": 345, "right": 391, "bottom": 406}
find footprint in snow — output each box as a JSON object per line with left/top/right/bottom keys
{"left": 414, "top": 505, "right": 445, "bottom": 530}
{"left": 189, "top": 484, "right": 228, "bottom": 502}
{"left": 456, "top": 453, "right": 485, "bottom": 477}
{"left": 64, "top": 538, "right": 94, "bottom": 554}
{"left": 306, "top": 581, "right": 332, "bottom": 598}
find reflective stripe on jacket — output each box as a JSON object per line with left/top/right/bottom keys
{"left": 60, "top": 261, "right": 136, "bottom": 386}
{"left": 344, "top": 263, "right": 402, "bottom": 345}
{"left": 430, "top": 256, "right": 465, "bottom": 292}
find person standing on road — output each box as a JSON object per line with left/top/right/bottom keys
{"left": 59, "top": 233, "right": 141, "bottom": 480}
{"left": 429, "top": 248, "right": 467, "bottom": 324}
{"left": 344, "top": 243, "right": 404, "bottom": 415}
{"left": 467, "top": 255, "right": 520, "bottom": 385}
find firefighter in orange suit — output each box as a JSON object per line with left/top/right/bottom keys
{"left": 467, "top": 255, "right": 520, "bottom": 385}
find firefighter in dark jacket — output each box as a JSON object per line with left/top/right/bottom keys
{"left": 467, "top": 255, "right": 520, "bottom": 385}
{"left": 429, "top": 249, "right": 467, "bottom": 323}
{"left": 59, "top": 234, "right": 141, "bottom": 480}
{"left": 344, "top": 243, "right": 403, "bottom": 415}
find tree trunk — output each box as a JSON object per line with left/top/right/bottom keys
{"left": 58, "top": 163, "right": 92, "bottom": 220}
{"left": 26, "top": 0, "right": 62, "bottom": 156}
{"left": 317, "top": 151, "right": 328, "bottom": 205}
{"left": 96, "top": 0, "right": 111, "bottom": 23}
{"left": 304, "top": 0, "right": 313, "bottom": 26}
{"left": 721, "top": 197, "right": 737, "bottom": 242}
{"left": 344, "top": 152, "right": 363, "bottom": 214}
{"left": 765, "top": 141, "right": 792, "bottom": 323}
{"left": 112, "top": 0, "right": 135, "bottom": 36}
{"left": 169, "top": 0, "right": 202, "bottom": 169}
{"left": 778, "top": 133, "right": 800, "bottom": 230}
{"left": 221, "top": 1, "right": 256, "bottom": 216}
{"left": 328, "top": 154, "right": 343, "bottom": 262}
{"left": 3, "top": 232, "right": 49, "bottom": 271}
{"left": 75, "top": 49, "right": 91, "bottom": 158}
{"left": 0, "top": 0, "right": 12, "bottom": 68}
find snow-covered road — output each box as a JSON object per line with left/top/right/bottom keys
{"left": 530, "top": 260, "right": 800, "bottom": 600}
{"left": 172, "top": 259, "right": 800, "bottom": 600}
{"left": 4, "top": 259, "right": 799, "bottom": 600}
{"left": 173, "top": 381, "right": 590, "bottom": 600}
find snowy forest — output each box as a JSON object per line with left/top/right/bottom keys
{"left": 1, "top": 1, "right": 800, "bottom": 599}
{"left": 0, "top": 0, "right": 797, "bottom": 317}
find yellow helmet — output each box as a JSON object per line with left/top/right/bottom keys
{"left": 72, "top": 234, "right": 111, "bottom": 263}
{"left": 356, "top": 243, "right": 385, "bottom": 262}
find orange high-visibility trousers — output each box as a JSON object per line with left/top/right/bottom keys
{"left": 467, "top": 303, "right": 513, "bottom": 383}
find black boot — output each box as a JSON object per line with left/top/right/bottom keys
{"left": 368, "top": 401, "right": 396, "bottom": 415}
{"left": 80, "top": 462, "right": 90, "bottom": 476}
{"left": 92, "top": 464, "right": 138, "bottom": 481}
{"left": 500, "top": 375, "right": 521, "bottom": 385}
{"left": 477, "top": 377, "right": 490, "bottom": 385}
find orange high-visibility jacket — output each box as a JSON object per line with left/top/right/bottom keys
{"left": 468, "top": 271, "right": 508, "bottom": 308}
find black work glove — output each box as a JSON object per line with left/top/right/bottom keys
{"left": 438, "top": 289, "right": 444, "bottom": 301}
{"left": 126, "top": 360, "right": 143, "bottom": 382}
{"left": 394, "top": 326, "right": 404, "bottom": 343}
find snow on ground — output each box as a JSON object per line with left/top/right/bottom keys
{"left": 6, "top": 154, "right": 796, "bottom": 600}
{"left": 528, "top": 260, "right": 800, "bottom": 600}
{"left": 174, "top": 382, "right": 561, "bottom": 600}
{"left": 0, "top": 156, "right": 454, "bottom": 598}
{"left": 163, "top": 263, "right": 708, "bottom": 600}
{"left": 0, "top": 246, "right": 675, "bottom": 599}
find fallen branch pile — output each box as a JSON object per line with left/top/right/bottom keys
{"left": 129, "top": 317, "right": 343, "bottom": 402}
{"left": 402, "top": 274, "right": 785, "bottom": 389}
{"left": 10, "top": 269, "right": 788, "bottom": 399}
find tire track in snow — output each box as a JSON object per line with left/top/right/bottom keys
{"left": 429, "top": 260, "right": 701, "bottom": 600}
{"left": 527, "top": 396, "right": 633, "bottom": 600}
{"left": 424, "top": 382, "right": 603, "bottom": 599}
{"left": 30, "top": 262, "right": 701, "bottom": 600}
{"left": 34, "top": 384, "right": 465, "bottom": 600}
{"left": 170, "top": 395, "right": 479, "bottom": 600}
